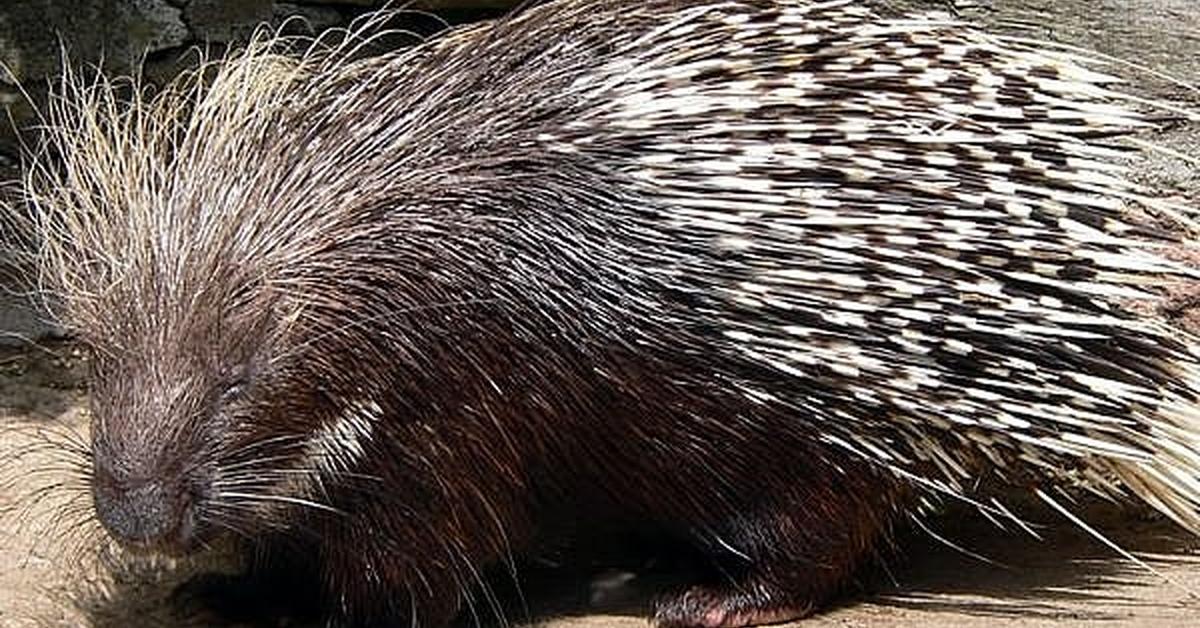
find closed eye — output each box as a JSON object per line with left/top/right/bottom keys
{"left": 218, "top": 377, "right": 250, "bottom": 405}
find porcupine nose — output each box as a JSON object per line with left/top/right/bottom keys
{"left": 92, "top": 467, "right": 197, "bottom": 555}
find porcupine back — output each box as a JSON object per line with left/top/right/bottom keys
{"left": 18, "top": 0, "right": 1200, "bottom": 565}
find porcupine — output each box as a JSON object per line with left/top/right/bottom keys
{"left": 12, "top": 0, "right": 1200, "bottom": 626}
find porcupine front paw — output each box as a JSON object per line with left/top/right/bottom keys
{"left": 654, "top": 582, "right": 815, "bottom": 627}
{"left": 648, "top": 452, "right": 905, "bottom": 627}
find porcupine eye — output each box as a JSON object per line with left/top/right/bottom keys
{"left": 215, "top": 360, "right": 259, "bottom": 406}
{"left": 218, "top": 378, "right": 247, "bottom": 405}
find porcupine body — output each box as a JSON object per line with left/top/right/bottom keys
{"left": 15, "top": 0, "right": 1200, "bottom": 626}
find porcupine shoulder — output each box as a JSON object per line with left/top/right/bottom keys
{"left": 14, "top": 0, "right": 1200, "bottom": 626}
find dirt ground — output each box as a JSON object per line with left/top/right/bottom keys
{"left": 2, "top": 344, "right": 1200, "bottom": 627}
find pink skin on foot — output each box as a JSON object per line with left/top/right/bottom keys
{"left": 656, "top": 586, "right": 815, "bottom": 628}
{"left": 700, "top": 606, "right": 810, "bottom": 627}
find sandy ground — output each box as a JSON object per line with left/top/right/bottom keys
{"left": 2, "top": 344, "right": 1200, "bottom": 627}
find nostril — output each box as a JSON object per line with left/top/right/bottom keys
{"left": 93, "top": 475, "right": 194, "bottom": 553}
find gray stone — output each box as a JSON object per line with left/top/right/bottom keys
{"left": 0, "top": 294, "right": 61, "bottom": 347}
{"left": 275, "top": 3, "right": 345, "bottom": 36}
{"left": 0, "top": 85, "right": 34, "bottom": 163}
{"left": 289, "top": 0, "right": 376, "bottom": 6}
{"left": 183, "top": 0, "right": 275, "bottom": 43}
{"left": 130, "top": 0, "right": 192, "bottom": 54}
{"left": 289, "top": 1, "right": 519, "bottom": 8}
{"left": 0, "top": 0, "right": 187, "bottom": 84}
{"left": 418, "top": 0, "right": 520, "bottom": 10}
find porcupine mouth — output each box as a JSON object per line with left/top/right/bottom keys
{"left": 92, "top": 472, "right": 215, "bottom": 558}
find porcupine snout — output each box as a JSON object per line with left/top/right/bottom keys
{"left": 92, "top": 455, "right": 202, "bottom": 555}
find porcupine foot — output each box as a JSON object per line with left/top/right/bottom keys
{"left": 651, "top": 540, "right": 879, "bottom": 628}
{"left": 652, "top": 454, "right": 905, "bottom": 627}
{"left": 654, "top": 581, "right": 815, "bottom": 627}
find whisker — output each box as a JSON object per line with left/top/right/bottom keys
{"left": 216, "top": 491, "right": 348, "bottom": 516}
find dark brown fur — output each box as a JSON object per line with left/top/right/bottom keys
{"left": 228, "top": 294, "right": 908, "bottom": 626}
